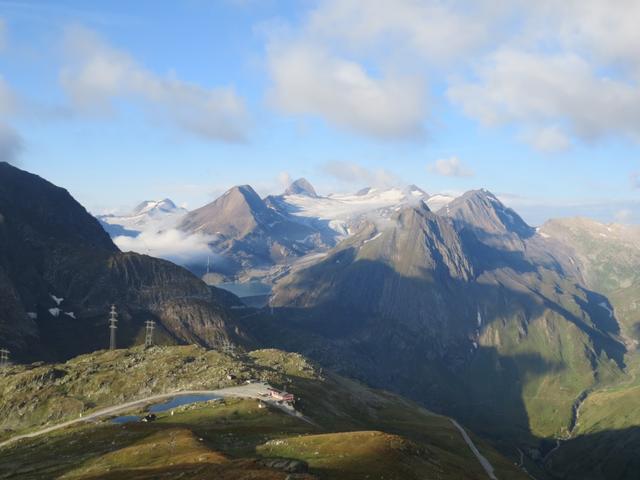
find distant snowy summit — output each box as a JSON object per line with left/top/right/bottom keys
{"left": 284, "top": 178, "right": 318, "bottom": 197}
{"left": 132, "top": 198, "right": 181, "bottom": 216}
{"left": 96, "top": 178, "right": 458, "bottom": 278}
{"left": 97, "top": 198, "right": 187, "bottom": 237}
{"left": 269, "top": 180, "right": 453, "bottom": 237}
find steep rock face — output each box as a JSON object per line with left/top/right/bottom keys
{"left": 179, "top": 185, "right": 269, "bottom": 238}
{"left": 0, "top": 162, "right": 242, "bottom": 361}
{"left": 439, "top": 189, "right": 580, "bottom": 279}
{"left": 263, "top": 191, "right": 626, "bottom": 446}
{"left": 178, "top": 185, "right": 327, "bottom": 277}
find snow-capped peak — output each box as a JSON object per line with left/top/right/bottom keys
{"left": 98, "top": 198, "right": 188, "bottom": 236}
{"left": 132, "top": 198, "right": 179, "bottom": 216}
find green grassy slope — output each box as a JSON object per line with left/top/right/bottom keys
{"left": 0, "top": 346, "right": 529, "bottom": 480}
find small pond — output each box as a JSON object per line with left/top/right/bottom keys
{"left": 110, "top": 394, "right": 221, "bottom": 423}
{"left": 111, "top": 415, "right": 140, "bottom": 424}
{"left": 148, "top": 394, "right": 221, "bottom": 413}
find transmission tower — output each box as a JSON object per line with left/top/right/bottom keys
{"left": 0, "top": 349, "right": 9, "bottom": 368}
{"left": 144, "top": 320, "right": 155, "bottom": 347}
{"left": 109, "top": 304, "right": 118, "bottom": 350}
{"left": 221, "top": 339, "right": 235, "bottom": 355}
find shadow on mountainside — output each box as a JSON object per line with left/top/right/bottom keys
{"left": 241, "top": 258, "right": 629, "bottom": 477}
{"left": 545, "top": 426, "right": 640, "bottom": 480}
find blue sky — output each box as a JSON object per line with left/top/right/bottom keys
{"left": 0, "top": 0, "right": 639, "bottom": 225}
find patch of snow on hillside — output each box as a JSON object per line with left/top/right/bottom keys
{"left": 363, "top": 232, "right": 382, "bottom": 245}
{"left": 426, "top": 194, "right": 455, "bottom": 212}
{"left": 50, "top": 294, "right": 63, "bottom": 305}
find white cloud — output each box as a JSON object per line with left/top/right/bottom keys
{"left": 520, "top": 126, "right": 571, "bottom": 153}
{"left": 267, "top": 42, "right": 425, "bottom": 139}
{"left": 114, "top": 229, "right": 214, "bottom": 265}
{"left": 321, "top": 160, "right": 401, "bottom": 188}
{"left": 0, "top": 123, "right": 22, "bottom": 164}
{"left": 0, "top": 76, "right": 17, "bottom": 116}
{"left": 60, "top": 26, "right": 249, "bottom": 142}
{"left": 449, "top": 49, "right": 640, "bottom": 147}
{"left": 428, "top": 156, "right": 474, "bottom": 177}
{"left": 263, "top": 0, "right": 640, "bottom": 150}
{"left": 277, "top": 171, "right": 293, "bottom": 189}
{"left": 0, "top": 76, "right": 22, "bottom": 164}
{"left": 306, "top": 0, "right": 488, "bottom": 64}
{"left": 537, "top": 0, "right": 640, "bottom": 75}
{"left": 631, "top": 172, "right": 640, "bottom": 190}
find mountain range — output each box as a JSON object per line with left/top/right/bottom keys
{"left": 2, "top": 162, "right": 639, "bottom": 478}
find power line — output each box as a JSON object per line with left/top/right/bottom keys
{"left": 109, "top": 305, "right": 118, "bottom": 350}
{"left": 144, "top": 320, "right": 155, "bottom": 347}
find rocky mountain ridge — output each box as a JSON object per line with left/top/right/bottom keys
{"left": 0, "top": 162, "right": 243, "bottom": 362}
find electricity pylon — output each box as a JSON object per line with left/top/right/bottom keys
{"left": 144, "top": 320, "right": 155, "bottom": 347}
{"left": 221, "top": 339, "right": 235, "bottom": 355}
{"left": 109, "top": 305, "right": 118, "bottom": 350}
{"left": 0, "top": 348, "right": 9, "bottom": 368}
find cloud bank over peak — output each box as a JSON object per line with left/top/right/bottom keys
{"left": 114, "top": 228, "right": 215, "bottom": 266}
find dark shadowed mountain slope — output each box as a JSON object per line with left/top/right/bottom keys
{"left": 260, "top": 196, "right": 626, "bottom": 460}
{"left": 0, "top": 162, "right": 243, "bottom": 361}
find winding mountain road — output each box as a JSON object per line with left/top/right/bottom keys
{"left": 0, "top": 383, "right": 313, "bottom": 449}
{"left": 450, "top": 419, "right": 498, "bottom": 480}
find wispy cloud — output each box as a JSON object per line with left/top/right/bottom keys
{"left": 0, "top": 123, "right": 22, "bottom": 164}
{"left": 428, "top": 156, "right": 474, "bottom": 177}
{"left": 0, "top": 72, "right": 22, "bottom": 164}
{"left": 321, "top": 160, "right": 402, "bottom": 188}
{"left": 60, "top": 26, "right": 249, "bottom": 142}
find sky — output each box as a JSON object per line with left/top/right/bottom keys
{"left": 0, "top": 0, "right": 639, "bottom": 225}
